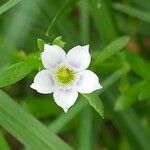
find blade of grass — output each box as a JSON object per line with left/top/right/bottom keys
{"left": 113, "top": 3, "right": 150, "bottom": 23}
{"left": 89, "top": 0, "right": 119, "bottom": 43}
{"left": 0, "top": 0, "right": 22, "bottom": 15}
{"left": 37, "top": 0, "right": 79, "bottom": 45}
{"left": 0, "top": 90, "right": 72, "bottom": 150}
{"left": 46, "top": 0, "right": 80, "bottom": 36}
{"left": 93, "top": 36, "right": 130, "bottom": 65}
{"left": 77, "top": 107, "right": 93, "bottom": 150}
{"left": 79, "top": 0, "right": 89, "bottom": 43}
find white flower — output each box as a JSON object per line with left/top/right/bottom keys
{"left": 30, "top": 44, "right": 102, "bottom": 112}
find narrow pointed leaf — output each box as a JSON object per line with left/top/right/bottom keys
{"left": 0, "top": 57, "right": 40, "bottom": 88}
{"left": 82, "top": 93, "right": 104, "bottom": 118}
{"left": 94, "top": 36, "right": 130, "bottom": 65}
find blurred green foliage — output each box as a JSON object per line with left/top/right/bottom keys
{"left": 0, "top": 0, "right": 150, "bottom": 149}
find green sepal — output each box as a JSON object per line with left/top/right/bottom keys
{"left": 37, "top": 39, "right": 45, "bottom": 52}
{"left": 52, "top": 36, "right": 66, "bottom": 48}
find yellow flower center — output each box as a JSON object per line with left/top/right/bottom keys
{"left": 54, "top": 66, "right": 76, "bottom": 86}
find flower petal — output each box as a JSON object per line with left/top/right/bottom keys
{"left": 53, "top": 89, "right": 78, "bottom": 112}
{"left": 30, "top": 70, "right": 55, "bottom": 94}
{"left": 41, "top": 44, "right": 66, "bottom": 71}
{"left": 66, "top": 45, "right": 91, "bottom": 71}
{"left": 76, "top": 70, "right": 102, "bottom": 94}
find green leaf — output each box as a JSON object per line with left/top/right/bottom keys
{"left": 94, "top": 36, "right": 130, "bottom": 65}
{"left": 37, "top": 39, "right": 45, "bottom": 52}
{"left": 0, "top": 90, "right": 72, "bottom": 150}
{"left": 82, "top": 93, "right": 104, "bottom": 118}
{"left": 125, "top": 52, "right": 150, "bottom": 79}
{"left": 46, "top": 0, "right": 80, "bottom": 36}
{"left": 113, "top": 3, "right": 150, "bottom": 23}
{"left": 52, "top": 36, "right": 66, "bottom": 48}
{"left": 0, "top": 57, "right": 40, "bottom": 88}
{"left": 115, "top": 81, "right": 146, "bottom": 111}
{"left": 0, "top": 0, "right": 22, "bottom": 15}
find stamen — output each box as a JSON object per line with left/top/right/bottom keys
{"left": 54, "top": 65, "right": 76, "bottom": 87}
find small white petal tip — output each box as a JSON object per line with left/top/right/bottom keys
{"left": 30, "top": 83, "right": 36, "bottom": 90}
{"left": 63, "top": 108, "right": 69, "bottom": 113}
{"left": 82, "top": 45, "right": 90, "bottom": 52}
{"left": 98, "top": 83, "right": 103, "bottom": 89}
{"left": 83, "top": 44, "right": 89, "bottom": 48}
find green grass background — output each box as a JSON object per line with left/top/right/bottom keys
{"left": 0, "top": 0, "right": 150, "bottom": 149}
